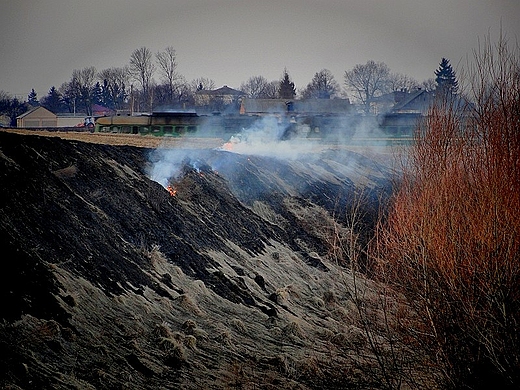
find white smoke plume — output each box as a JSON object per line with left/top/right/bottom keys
{"left": 147, "top": 113, "right": 396, "bottom": 190}
{"left": 220, "top": 116, "right": 322, "bottom": 158}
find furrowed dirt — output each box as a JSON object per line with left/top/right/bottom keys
{"left": 0, "top": 129, "right": 411, "bottom": 389}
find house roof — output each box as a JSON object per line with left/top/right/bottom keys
{"left": 17, "top": 106, "right": 56, "bottom": 119}
{"left": 391, "top": 89, "right": 433, "bottom": 113}
{"left": 370, "top": 92, "right": 398, "bottom": 104}
{"left": 91, "top": 104, "right": 116, "bottom": 116}
{"left": 197, "top": 85, "right": 245, "bottom": 96}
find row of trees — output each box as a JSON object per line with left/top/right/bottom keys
{"left": 1, "top": 47, "right": 458, "bottom": 123}
{"left": 240, "top": 60, "right": 456, "bottom": 114}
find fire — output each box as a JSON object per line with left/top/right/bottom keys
{"left": 222, "top": 142, "right": 233, "bottom": 151}
{"left": 166, "top": 185, "right": 177, "bottom": 196}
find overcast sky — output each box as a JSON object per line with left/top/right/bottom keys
{"left": 1, "top": 0, "right": 519, "bottom": 99}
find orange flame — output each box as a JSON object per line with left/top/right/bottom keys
{"left": 166, "top": 185, "right": 177, "bottom": 196}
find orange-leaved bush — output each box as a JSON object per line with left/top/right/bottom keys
{"left": 374, "top": 36, "right": 520, "bottom": 389}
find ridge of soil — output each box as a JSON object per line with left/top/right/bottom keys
{"left": 0, "top": 130, "right": 394, "bottom": 389}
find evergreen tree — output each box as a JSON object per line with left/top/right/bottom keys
{"left": 114, "top": 83, "right": 127, "bottom": 110}
{"left": 100, "top": 79, "right": 114, "bottom": 108}
{"left": 41, "top": 86, "right": 64, "bottom": 113}
{"left": 27, "top": 89, "right": 39, "bottom": 106}
{"left": 435, "top": 58, "right": 458, "bottom": 94}
{"left": 278, "top": 68, "right": 296, "bottom": 99}
{"left": 91, "top": 82, "right": 103, "bottom": 106}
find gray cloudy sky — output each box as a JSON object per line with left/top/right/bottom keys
{"left": 1, "top": 0, "right": 519, "bottom": 98}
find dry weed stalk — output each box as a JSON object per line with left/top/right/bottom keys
{"left": 328, "top": 184, "right": 428, "bottom": 389}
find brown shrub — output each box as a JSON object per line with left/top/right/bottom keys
{"left": 373, "top": 35, "right": 520, "bottom": 389}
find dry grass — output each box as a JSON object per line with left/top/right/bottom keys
{"left": 1, "top": 128, "right": 225, "bottom": 149}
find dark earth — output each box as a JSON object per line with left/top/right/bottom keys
{"left": 0, "top": 131, "right": 396, "bottom": 389}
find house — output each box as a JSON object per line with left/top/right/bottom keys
{"left": 292, "top": 98, "right": 351, "bottom": 115}
{"left": 92, "top": 104, "right": 116, "bottom": 117}
{"left": 369, "top": 89, "right": 434, "bottom": 115}
{"left": 377, "top": 89, "right": 435, "bottom": 136}
{"left": 195, "top": 86, "right": 246, "bottom": 112}
{"left": 239, "top": 98, "right": 351, "bottom": 116}
{"left": 390, "top": 89, "right": 434, "bottom": 114}
{"left": 239, "top": 99, "right": 288, "bottom": 115}
{"left": 17, "top": 106, "right": 57, "bottom": 128}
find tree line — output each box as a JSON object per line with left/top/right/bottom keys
{"left": 0, "top": 46, "right": 458, "bottom": 125}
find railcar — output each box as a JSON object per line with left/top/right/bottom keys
{"left": 95, "top": 110, "right": 200, "bottom": 136}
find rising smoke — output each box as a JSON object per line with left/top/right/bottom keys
{"left": 147, "top": 113, "right": 391, "bottom": 192}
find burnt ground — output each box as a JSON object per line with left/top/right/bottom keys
{"left": 0, "top": 131, "right": 398, "bottom": 389}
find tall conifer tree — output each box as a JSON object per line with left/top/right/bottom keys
{"left": 435, "top": 58, "right": 458, "bottom": 94}
{"left": 278, "top": 68, "right": 296, "bottom": 99}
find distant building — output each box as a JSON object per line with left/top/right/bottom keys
{"left": 17, "top": 105, "right": 112, "bottom": 128}
{"left": 240, "top": 98, "right": 351, "bottom": 116}
{"left": 390, "top": 89, "right": 434, "bottom": 114}
{"left": 195, "top": 86, "right": 246, "bottom": 113}
{"left": 239, "top": 99, "right": 288, "bottom": 115}
{"left": 17, "top": 106, "right": 57, "bottom": 128}
{"left": 56, "top": 113, "right": 89, "bottom": 127}
{"left": 292, "top": 98, "right": 351, "bottom": 115}
{"left": 91, "top": 104, "right": 116, "bottom": 117}
{"left": 370, "top": 89, "right": 433, "bottom": 116}
{"left": 375, "top": 89, "right": 435, "bottom": 136}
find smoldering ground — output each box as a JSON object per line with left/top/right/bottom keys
{"left": 147, "top": 114, "right": 394, "bottom": 193}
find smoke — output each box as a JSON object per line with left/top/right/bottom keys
{"left": 148, "top": 147, "right": 190, "bottom": 187}
{"left": 147, "top": 112, "right": 395, "bottom": 192}
{"left": 220, "top": 116, "right": 321, "bottom": 159}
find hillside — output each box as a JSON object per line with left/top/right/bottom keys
{"left": 0, "top": 131, "right": 396, "bottom": 389}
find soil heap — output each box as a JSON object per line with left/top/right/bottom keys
{"left": 0, "top": 131, "right": 393, "bottom": 389}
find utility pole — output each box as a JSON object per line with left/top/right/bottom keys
{"left": 130, "top": 84, "right": 134, "bottom": 115}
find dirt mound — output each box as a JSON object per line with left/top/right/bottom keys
{"left": 0, "top": 131, "right": 393, "bottom": 389}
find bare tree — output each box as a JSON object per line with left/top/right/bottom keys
{"left": 154, "top": 75, "right": 193, "bottom": 108}
{"left": 156, "top": 46, "right": 179, "bottom": 103}
{"left": 301, "top": 69, "right": 340, "bottom": 99}
{"left": 344, "top": 61, "right": 391, "bottom": 113}
{"left": 130, "top": 47, "right": 155, "bottom": 110}
{"left": 387, "top": 73, "right": 419, "bottom": 92}
{"left": 420, "top": 78, "right": 436, "bottom": 92}
{"left": 98, "top": 67, "right": 130, "bottom": 110}
{"left": 98, "top": 67, "right": 130, "bottom": 89}
{"left": 240, "top": 75, "right": 271, "bottom": 98}
{"left": 263, "top": 80, "right": 279, "bottom": 99}
{"left": 190, "top": 77, "right": 215, "bottom": 92}
{"left": 65, "top": 66, "right": 97, "bottom": 115}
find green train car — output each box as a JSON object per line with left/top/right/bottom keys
{"left": 95, "top": 110, "right": 200, "bottom": 136}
